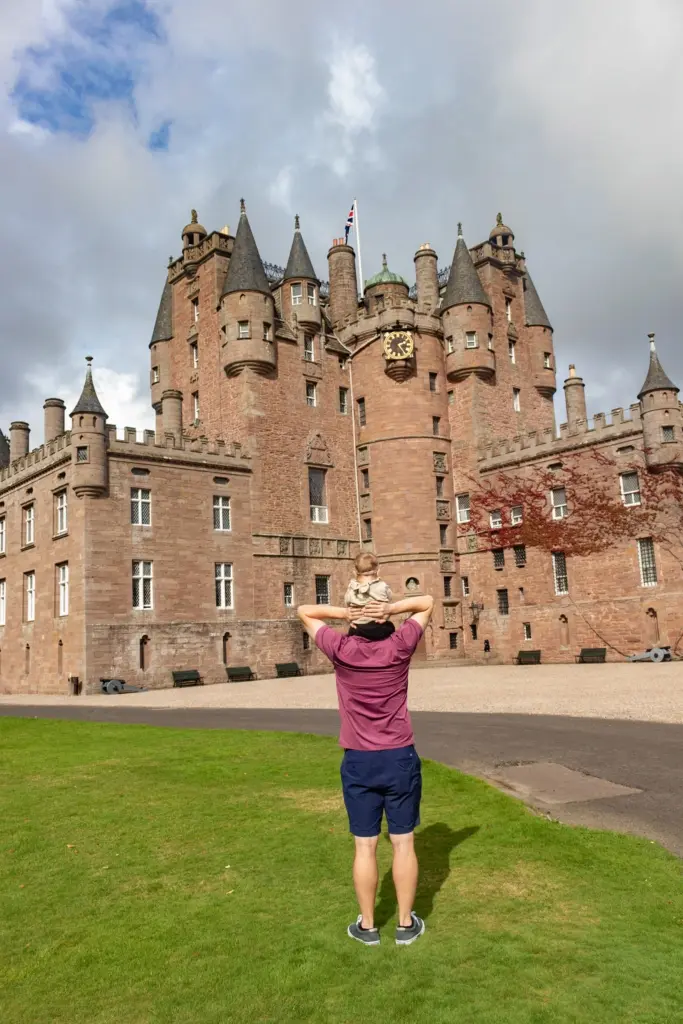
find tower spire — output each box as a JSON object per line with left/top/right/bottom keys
{"left": 283, "top": 214, "right": 318, "bottom": 282}
{"left": 150, "top": 278, "right": 173, "bottom": 344}
{"left": 441, "top": 229, "right": 490, "bottom": 312}
{"left": 221, "top": 200, "right": 270, "bottom": 296}
{"left": 523, "top": 271, "right": 552, "bottom": 329}
{"left": 638, "top": 333, "right": 679, "bottom": 397}
{"left": 70, "top": 357, "right": 107, "bottom": 418}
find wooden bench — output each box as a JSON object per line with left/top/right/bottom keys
{"left": 172, "top": 669, "right": 203, "bottom": 688}
{"left": 576, "top": 648, "right": 606, "bottom": 663}
{"left": 226, "top": 666, "right": 255, "bottom": 682}
{"left": 276, "top": 662, "right": 303, "bottom": 678}
{"left": 516, "top": 650, "right": 541, "bottom": 665}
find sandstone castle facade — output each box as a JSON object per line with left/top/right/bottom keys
{"left": 1, "top": 204, "right": 681, "bottom": 693}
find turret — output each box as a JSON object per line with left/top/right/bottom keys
{"left": 489, "top": 212, "right": 515, "bottom": 249}
{"left": 563, "top": 365, "right": 587, "bottom": 427}
{"left": 523, "top": 270, "right": 556, "bottom": 399}
{"left": 282, "top": 215, "right": 320, "bottom": 329}
{"left": 43, "top": 398, "right": 66, "bottom": 442}
{"left": 327, "top": 238, "right": 359, "bottom": 326}
{"left": 639, "top": 334, "right": 683, "bottom": 470}
{"left": 220, "top": 200, "right": 276, "bottom": 377}
{"left": 9, "top": 421, "right": 30, "bottom": 462}
{"left": 69, "top": 357, "right": 108, "bottom": 497}
{"left": 161, "top": 389, "right": 183, "bottom": 441}
{"left": 149, "top": 274, "right": 173, "bottom": 438}
{"left": 414, "top": 243, "right": 439, "bottom": 312}
{"left": 441, "top": 224, "right": 494, "bottom": 381}
{"left": 181, "top": 209, "right": 207, "bottom": 250}
{"left": 364, "top": 254, "right": 409, "bottom": 314}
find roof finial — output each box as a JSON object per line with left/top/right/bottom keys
{"left": 648, "top": 332, "right": 656, "bottom": 351}
{"left": 496, "top": 212, "right": 503, "bottom": 226}
{"left": 294, "top": 214, "right": 300, "bottom": 230}
{"left": 457, "top": 222, "right": 463, "bottom": 237}
{"left": 240, "top": 198, "right": 246, "bottom": 213}
{"left": 85, "top": 355, "right": 93, "bottom": 365}
{"left": 190, "top": 209, "right": 198, "bottom": 224}
{"left": 382, "top": 253, "right": 388, "bottom": 268}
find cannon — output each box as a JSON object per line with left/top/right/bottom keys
{"left": 100, "top": 678, "right": 147, "bottom": 694}
{"left": 627, "top": 647, "right": 672, "bottom": 663}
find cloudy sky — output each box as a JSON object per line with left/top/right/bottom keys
{"left": 2, "top": 0, "right": 683, "bottom": 443}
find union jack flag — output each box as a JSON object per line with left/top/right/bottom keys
{"left": 344, "top": 203, "right": 354, "bottom": 242}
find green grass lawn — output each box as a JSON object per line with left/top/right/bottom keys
{"left": 1, "top": 719, "right": 682, "bottom": 1024}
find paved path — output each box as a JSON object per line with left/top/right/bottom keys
{"left": 3, "top": 704, "right": 682, "bottom": 857}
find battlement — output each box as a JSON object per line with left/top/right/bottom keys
{"left": 335, "top": 293, "right": 442, "bottom": 347}
{"left": 0, "top": 433, "right": 72, "bottom": 488}
{"left": 477, "top": 404, "right": 643, "bottom": 470}
{"left": 106, "top": 425, "right": 251, "bottom": 464}
{"left": 470, "top": 241, "right": 525, "bottom": 272}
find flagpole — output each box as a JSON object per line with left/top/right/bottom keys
{"left": 353, "top": 198, "right": 363, "bottom": 299}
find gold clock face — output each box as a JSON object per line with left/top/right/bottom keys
{"left": 383, "top": 330, "right": 414, "bottom": 360}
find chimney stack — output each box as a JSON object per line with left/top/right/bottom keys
{"left": 563, "top": 364, "right": 587, "bottom": 426}
{"left": 43, "top": 398, "right": 66, "bottom": 442}
{"left": 9, "top": 421, "right": 30, "bottom": 461}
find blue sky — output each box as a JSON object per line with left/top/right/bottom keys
{"left": 1, "top": 0, "right": 683, "bottom": 437}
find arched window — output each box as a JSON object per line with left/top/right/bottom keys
{"left": 139, "top": 634, "right": 150, "bottom": 671}
{"left": 222, "top": 631, "right": 231, "bottom": 665}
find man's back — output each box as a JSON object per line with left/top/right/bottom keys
{"left": 315, "top": 618, "right": 423, "bottom": 751}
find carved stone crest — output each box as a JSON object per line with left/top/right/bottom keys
{"left": 433, "top": 452, "right": 447, "bottom": 473}
{"left": 436, "top": 500, "right": 451, "bottom": 520}
{"left": 309, "top": 538, "right": 322, "bottom": 556}
{"left": 305, "top": 432, "right": 333, "bottom": 467}
{"left": 444, "top": 606, "right": 458, "bottom": 627}
{"left": 439, "top": 551, "right": 454, "bottom": 572}
{"left": 337, "top": 540, "right": 348, "bottom": 557}
{"left": 466, "top": 533, "right": 478, "bottom": 552}
{"left": 279, "top": 537, "right": 291, "bottom": 555}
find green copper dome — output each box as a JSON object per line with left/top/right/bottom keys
{"left": 364, "top": 254, "right": 408, "bottom": 292}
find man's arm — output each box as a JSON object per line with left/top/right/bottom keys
{"left": 363, "top": 595, "right": 435, "bottom": 631}
{"left": 297, "top": 604, "right": 350, "bottom": 641}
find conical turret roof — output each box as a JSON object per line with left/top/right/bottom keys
{"left": 638, "top": 335, "right": 679, "bottom": 397}
{"left": 221, "top": 200, "right": 271, "bottom": 297}
{"left": 0, "top": 429, "right": 9, "bottom": 468}
{"left": 70, "top": 358, "right": 108, "bottom": 418}
{"left": 150, "top": 278, "right": 173, "bottom": 344}
{"left": 523, "top": 272, "right": 552, "bottom": 329}
{"left": 441, "top": 225, "right": 490, "bottom": 312}
{"left": 284, "top": 215, "right": 318, "bottom": 281}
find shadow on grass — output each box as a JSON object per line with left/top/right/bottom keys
{"left": 374, "top": 824, "right": 480, "bottom": 928}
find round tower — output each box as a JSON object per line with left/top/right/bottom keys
{"left": 441, "top": 225, "right": 493, "bottom": 381}
{"left": 43, "top": 398, "right": 66, "bottom": 442}
{"left": 281, "top": 215, "right": 321, "bottom": 329}
{"left": 70, "top": 357, "right": 108, "bottom": 498}
{"left": 639, "top": 334, "right": 683, "bottom": 470}
{"left": 327, "top": 240, "right": 359, "bottom": 327}
{"left": 414, "top": 243, "right": 439, "bottom": 312}
{"left": 523, "top": 269, "right": 557, "bottom": 402}
{"left": 364, "top": 254, "right": 409, "bottom": 314}
{"left": 220, "top": 200, "right": 276, "bottom": 377}
{"left": 563, "top": 365, "right": 587, "bottom": 427}
{"left": 9, "top": 421, "right": 30, "bottom": 462}
{"left": 161, "top": 389, "right": 183, "bottom": 441}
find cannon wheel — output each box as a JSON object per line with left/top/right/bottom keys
{"left": 105, "top": 679, "right": 124, "bottom": 694}
{"left": 650, "top": 648, "right": 666, "bottom": 663}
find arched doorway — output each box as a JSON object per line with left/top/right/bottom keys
{"left": 139, "top": 634, "right": 150, "bottom": 671}
{"left": 559, "top": 615, "right": 569, "bottom": 648}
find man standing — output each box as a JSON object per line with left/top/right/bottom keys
{"left": 297, "top": 593, "right": 434, "bottom": 946}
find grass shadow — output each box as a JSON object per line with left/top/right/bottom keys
{"left": 374, "top": 823, "right": 480, "bottom": 928}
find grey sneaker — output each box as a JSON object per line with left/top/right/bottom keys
{"left": 395, "top": 912, "right": 425, "bottom": 946}
{"left": 347, "top": 915, "right": 380, "bottom": 946}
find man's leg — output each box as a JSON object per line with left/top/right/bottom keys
{"left": 353, "top": 835, "right": 380, "bottom": 929}
{"left": 389, "top": 831, "right": 418, "bottom": 927}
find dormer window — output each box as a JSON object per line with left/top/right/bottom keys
{"left": 307, "top": 283, "right": 316, "bottom": 306}
{"left": 291, "top": 283, "right": 302, "bottom": 306}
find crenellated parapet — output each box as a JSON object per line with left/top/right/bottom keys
{"left": 105, "top": 424, "right": 251, "bottom": 466}
{"left": 477, "top": 404, "right": 645, "bottom": 471}
{"left": 0, "top": 433, "right": 72, "bottom": 488}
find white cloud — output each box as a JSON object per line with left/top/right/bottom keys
{"left": 268, "top": 165, "right": 293, "bottom": 214}
{"left": 319, "top": 42, "right": 385, "bottom": 177}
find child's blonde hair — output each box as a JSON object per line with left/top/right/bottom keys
{"left": 354, "top": 552, "right": 379, "bottom": 575}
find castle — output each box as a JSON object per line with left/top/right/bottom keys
{"left": 1, "top": 203, "right": 681, "bottom": 693}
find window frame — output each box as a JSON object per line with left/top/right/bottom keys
{"left": 357, "top": 397, "right": 366, "bottom": 427}
{"left": 0, "top": 578, "right": 5, "bottom": 625}
{"left": 215, "top": 562, "right": 234, "bottom": 609}
{"left": 508, "top": 340, "right": 516, "bottom": 364}
{"left": 432, "top": 416, "right": 441, "bottom": 437}
{"left": 152, "top": 365, "right": 160, "bottom": 384}
{"left": 511, "top": 505, "right": 523, "bottom": 525}
{"left": 25, "top": 571, "right": 36, "bottom": 622}
{"left": 662, "top": 425, "right": 675, "bottom": 443}
{"left": 263, "top": 322, "right": 272, "bottom": 341}
{"left": 284, "top": 582, "right": 294, "bottom": 608}
{"left": 237, "top": 320, "right": 249, "bottom": 339}
{"left": 306, "top": 283, "right": 317, "bottom": 306}
{"left": 514, "top": 544, "right": 527, "bottom": 567}
{"left": 620, "top": 471, "right": 641, "bottom": 507}
{"left": 543, "top": 352, "right": 552, "bottom": 369}
{"left": 552, "top": 551, "right": 569, "bottom": 595}
{"left": 465, "top": 331, "right": 477, "bottom": 349}
{"left": 192, "top": 297, "right": 199, "bottom": 322}
{"left": 443, "top": 575, "right": 453, "bottom": 598}
{"left": 315, "top": 575, "right": 330, "bottom": 605}
{"left": 309, "top": 466, "right": 328, "bottom": 523}
{"left": 291, "top": 283, "right": 303, "bottom": 306}
{"left": 55, "top": 490, "right": 68, "bottom": 536}
{"left": 551, "top": 486, "right": 568, "bottom": 520}
{"left": 489, "top": 509, "right": 502, "bottom": 529}
{"left": 493, "top": 548, "right": 505, "bottom": 570}
{"left": 190, "top": 341, "right": 199, "bottom": 368}
{"left": 0, "top": 515, "right": 5, "bottom": 555}
{"left": 132, "top": 560, "right": 154, "bottom": 610}
{"left": 57, "top": 562, "right": 69, "bottom": 617}
{"left": 637, "top": 537, "right": 657, "bottom": 587}
{"left": 523, "top": 622, "right": 532, "bottom": 640}
{"left": 213, "top": 494, "right": 232, "bottom": 532}
{"left": 24, "top": 504, "right": 35, "bottom": 546}
{"left": 429, "top": 371, "right": 438, "bottom": 392}
{"left": 461, "top": 575, "right": 470, "bottom": 597}
{"left": 303, "top": 336, "right": 315, "bottom": 362}
{"left": 456, "top": 493, "right": 470, "bottom": 524}
{"left": 305, "top": 381, "right": 317, "bottom": 408}
{"left": 192, "top": 391, "right": 200, "bottom": 422}
{"left": 497, "top": 588, "right": 509, "bottom": 615}
{"left": 513, "top": 387, "right": 521, "bottom": 412}
{"left": 131, "top": 487, "right": 152, "bottom": 527}
{"left": 505, "top": 296, "right": 512, "bottom": 322}
{"left": 339, "top": 387, "right": 348, "bottom": 415}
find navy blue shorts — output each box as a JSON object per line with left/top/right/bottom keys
{"left": 340, "top": 745, "right": 422, "bottom": 837}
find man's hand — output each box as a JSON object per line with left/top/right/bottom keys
{"left": 362, "top": 599, "right": 390, "bottom": 622}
